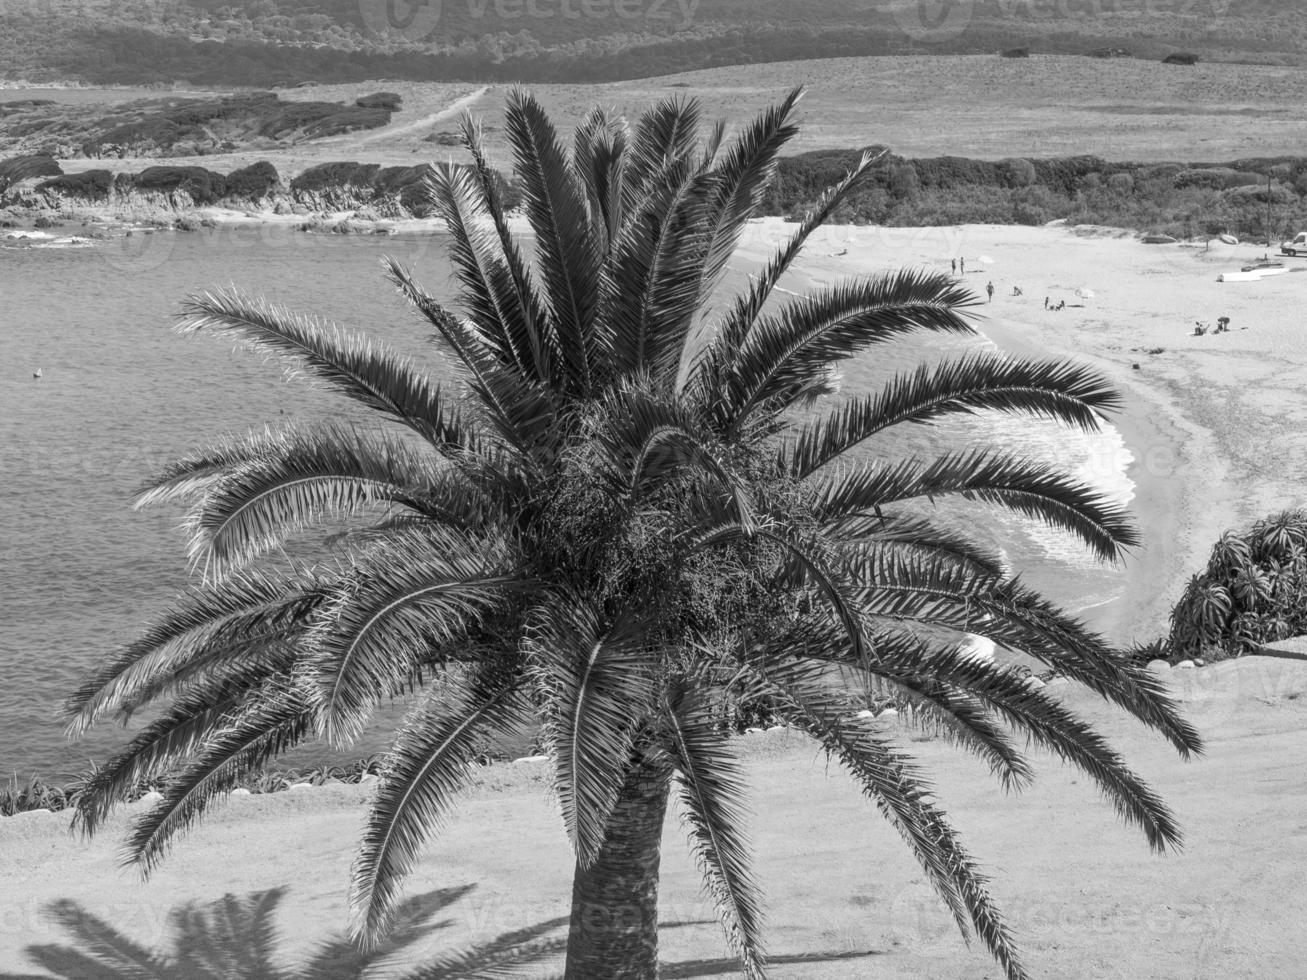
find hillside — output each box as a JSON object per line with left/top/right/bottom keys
{"left": 1, "top": 0, "right": 1305, "bottom": 87}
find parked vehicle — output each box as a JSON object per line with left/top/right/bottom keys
{"left": 1281, "top": 232, "right": 1307, "bottom": 256}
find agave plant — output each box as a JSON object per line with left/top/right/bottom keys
{"left": 1169, "top": 509, "right": 1307, "bottom": 660}
{"left": 69, "top": 88, "right": 1199, "bottom": 980}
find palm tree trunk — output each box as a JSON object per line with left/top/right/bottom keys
{"left": 563, "top": 758, "right": 671, "bottom": 979}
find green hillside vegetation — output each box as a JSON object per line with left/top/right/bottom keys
{"left": 0, "top": 91, "right": 397, "bottom": 158}
{"left": 1, "top": 0, "right": 1304, "bottom": 86}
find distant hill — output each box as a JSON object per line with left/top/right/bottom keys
{"left": 1, "top": 0, "right": 1304, "bottom": 86}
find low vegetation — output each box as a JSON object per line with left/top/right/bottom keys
{"left": 1161, "top": 511, "right": 1307, "bottom": 662}
{"left": 0, "top": 92, "right": 396, "bottom": 159}
{"left": 1, "top": 0, "right": 1304, "bottom": 86}
{"left": 0, "top": 757, "right": 388, "bottom": 818}
{"left": 6, "top": 143, "right": 1304, "bottom": 238}
{"left": 766, "top": 150, "right": 1307, "bottom": 240}
{"left": 0, "top": 153, "right": 60, "bottom": 195}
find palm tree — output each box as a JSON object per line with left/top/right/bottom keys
{"left": 68, "top": 88, "right": 1201, "bottom": 980}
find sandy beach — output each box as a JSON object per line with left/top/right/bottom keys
{"left": 4, "top": 657, "right": 1307, "bottom": 978}
{"left": 4, "top": 219, "right": 1307, "bottom": 977}
{"left": 730, "top": 220, "right": 1307, "bottom": 646}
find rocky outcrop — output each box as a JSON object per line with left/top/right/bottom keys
{"left": 0, "top": 157, "right": 519, "bottom": 222}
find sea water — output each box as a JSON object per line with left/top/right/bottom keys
{"left": 0, "top": 225, "right": 1131, "bottom": 776}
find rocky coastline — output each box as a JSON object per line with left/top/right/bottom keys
{"left": 0, "top": 156, "right": 515, "bottom": 242}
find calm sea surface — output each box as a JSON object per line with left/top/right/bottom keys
{"left": 0, "top": 225, "right": 1130, "bottom": 777}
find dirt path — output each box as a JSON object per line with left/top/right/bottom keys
{"left": 339, "top": 85, "right": 490, "bottom": 147}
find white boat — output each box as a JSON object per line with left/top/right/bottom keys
{"left": 1218, "top": 266, "right": 1290, "bottom": 282}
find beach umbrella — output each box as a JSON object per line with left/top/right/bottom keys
{"left": 1076, "top": 287, "right": 1095, "bottom": 299}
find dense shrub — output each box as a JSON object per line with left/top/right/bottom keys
{"left": 288, "top": 160, "right": 520, "bottom": 215}
{"left": 36, "top": 169, "right": 113, "bottom": 199}
{"left": 258, "top": 103, "right": 390, "bottom": 139}
{"left": 0, "top": 153, "right": 61, "bottom": 193}
{"left": 759, "top": 148, "right": 1307, "bottom": 238}
{"left": 1165, "top": 511, "right": 1307, "bottom": 661}
{"left": 1001, "top": 157, "right": 1037, "bottom": 187}
{"left": 1163, "top": 52, "right": 1199, "bottom": 65}
{"left": 1107, "top": 172, "right": 1134, "bottom": 195}
{"left": 1174, "top": 167, "right": 1265, "bottom": 190}
{"left": 356, "top": 91, "right": 402, "bottom": 111}
{"left": 224, "top": 160, "right": 280, "bottom": 199}
{"left": 133, "top": 165, "right": 228, "bottom": 205}
{"left": 1000, "top": 47, "right": 1030, "bottom": 58}
{"left": 290, "top": 161, "right": 381, "bottom": 194}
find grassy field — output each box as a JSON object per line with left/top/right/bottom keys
{"left": 12, "top": 54, "right": 1306, "bottom": 177}
{"left": 482, "top": 55, "right": 1307, "bottom": 164}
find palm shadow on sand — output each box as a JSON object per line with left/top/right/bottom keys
{"left": 3, "top": 888, "right": 886, "bottom": 979}
{"left": 1, "top": 883, "right": 568, "bottom": 980}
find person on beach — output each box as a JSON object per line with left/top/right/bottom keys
{"left": 951, "top": 258, "right": 957, "bottom": 274}
{"left": 959, "top": 256, "right": 966, "bottom": 274}
{"left": 986, "top": 281, "right": 994, "bottom": 302}
{"left": 1044, "top": 296, "right": 1049, "bottom": 310}
{"left": 1012, "top": 286, "right": 1022, "bottom": 296}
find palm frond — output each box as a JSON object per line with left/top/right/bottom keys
{"left": 385, "top": 259, "right": 559, "bottom": 461}
{"left": 746, "top": 657, "right": 1026, "bottom": 980}
{"left": 183, "top": 422, "right": 443, "bottom": 578}
{"left": 504, "top": 87, "right": 602, "bottom": 396}
{"left": 458, "top": 113, "right": 554, "bottom": 386}
{"left": 177, "top": 289, "right": 476, "bottom": 456}
{"left": 350, "top": 671, "right": 530, "bottom": 947}
{"left": 73, "top": 684, "right": 264, "bottom": 838}
{"left": 836, "top": 517, "right": 1008, "bottom": 579}
{"left": 788, "top": 353, "right": 1123, "bottom": 478}
{"left": 697, "top": 147, "right": 883, "bottom": 390}
{"left": 571, "top": 104, "right": 628, "bottom": 253}
{"left": 423, "top": 162, "right": 540, "bottom": 381}
{"left": 696, "top": 86, "right": 804, "bottom": 297}
{"left": 303, "top": 527, "right": 517, "bottom": 747}
{"left": 844, "top": 548, "right": 1203, "bottom": 757}
{"left": 132, "top": 422, "right": 299, "bottom": 510}
{"left": 784, "top": 622, "right": 1185, "bottom": 851}
{"left": 721, "top": 271, "right": 976, "bottom": 435}
{"left": 664, "top": 684, "right": 765, "bottom": 979}
{"left": 813, "top": 450, "right": 1138, "bottom": 563}
{"left": 526, "top": 601, "right": 659, "bottom": 867}
{"left": 66, "top": 564, "right": 326, "bottom": 738}
{"left": 598, "top": 154, "right": 705, "bottom": 385}
{"left": 621, "top": 94, "right": 704, "bottom": 213}
{"left": 125, "top": 689, "right": 313, "bottom": 876}
{"left": 802, "top": 700, "right": 1025, "bottom": 980}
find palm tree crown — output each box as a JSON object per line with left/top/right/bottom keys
{"left": 70, "top": 88, "right": 1200, "bottom": 980}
